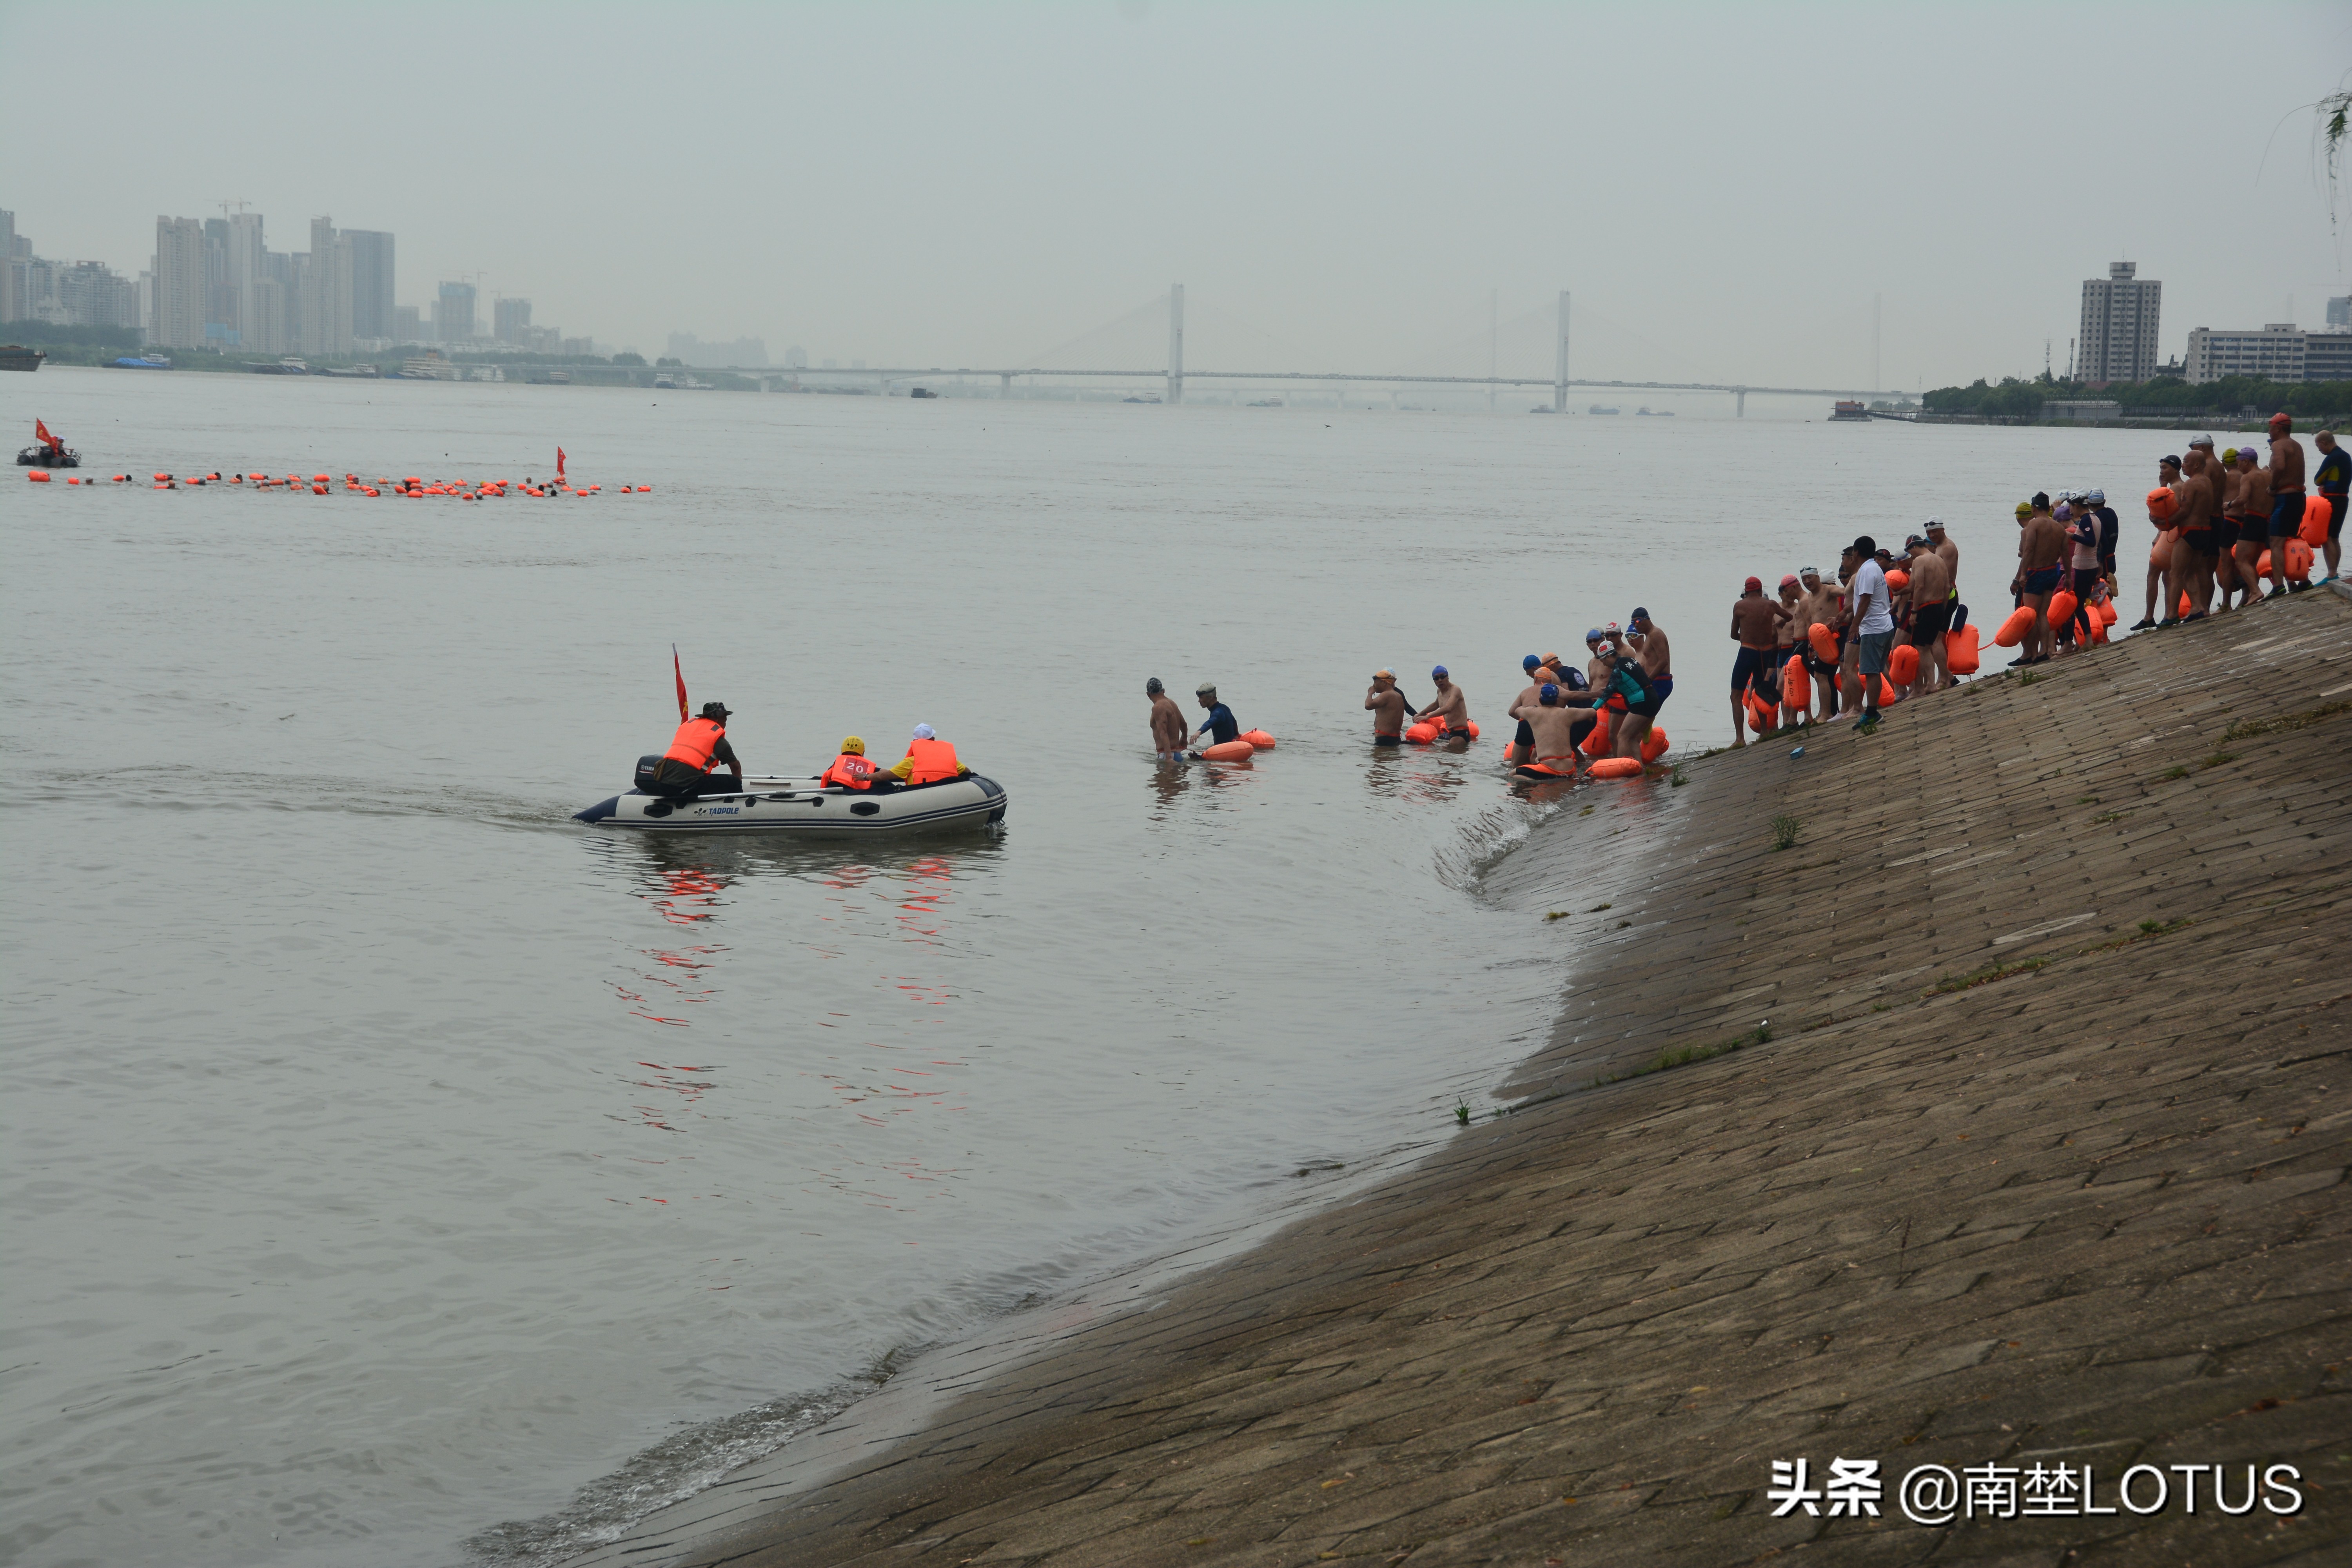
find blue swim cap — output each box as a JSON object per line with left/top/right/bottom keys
{"left": 1584, "top": 628, "right": 1604, "bottom": 642}
{"left": 1629, "top": 606, "right": 1650, "bottom": 623}
{"left": 1431, "top": 665, "right": 1448, "bottom": 678}
{"left": 1540, "top": 683, "right": 1560, "bottom": 703}
{"left": 1523, "top": 654, "right": 1541, "bottom": 670}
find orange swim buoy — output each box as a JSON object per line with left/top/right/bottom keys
{"left": 2285, "top": 539, "right": 2314, "bottom": 581}
{"left": 2301, "top": 495, "right": 2332, "bottom": 547}
{"left": 1641, "top": 727, "right": 1670, "bottom": 762}
{"left": 1746, "top": 697, "right": 1769, "bottom": 733}
{"left": 27, "top": 469, "right": 51, "bottom": 482}
{"left": 2179, "top": 592, "right": 2193, "bottom": 617}
{"left": 2147, "top": 486, "right": 2177, "bottom": 523}
{"left": 2046, "top": 590, "right": 2078, "bottom": 632}
{"left": 1888, "top": 644, "right": 1920, "bottom": 685}
{"left": 1991, "top": 606, "right": 2036, "bottom": 648}
{"left": 1579, "top": 718, "right": 1612, "bottom": 757}
{"left": 1782, "top": 655, "right": 1810, "bottom": 711}
{"left": 1886, "top": 568, "right": 1909, "bottom": 593}
{"left": 2096, "top": 598, "right": 2118, "bottom": 627}
{"left": 1586, "top": 756, "right": 1642, "bottom": 780}
{"left": 2256, "top": 549, "right": 2273, "bottom": 577}
{"left": 1808, "top": 623, "right": 1837, "bottom": 664}
{"left": 1404, "top": 721, "right": 1438, "bottom": 745}
{"left": 1199, "top": 739, "right": 1255, "bottom": 762}
{"left": 1241, "top": 729, "right": 1276, "bottom": 750}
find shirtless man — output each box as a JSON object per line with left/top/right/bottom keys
{"left": 1771, "top": 575, "right": 1806, "bottom": 725}
{"left": 1726, "top": 576, "right": 1787, "bottom": 747}
{"left": 2135, "top": 466, "right": 2179, "bottom": 630}
{"left": 1925, "top": 517, "right": 1958, "bottom": 590}
{"left": 2225, "top": 443, "right": 2271, "bottom": 610}
{"left": 1580, "top": 629, "right": 1619, "bottom": 756}
{"left": 2265, "top": 412, "right": 2307, "bottom": 598}
{"left": 2187, "top": 435, "right": 2242, "bottom": 608}
{"left": 1146, "top": 677, "right": 1188, "bottom": 762}
{"left": 1792, "top": 567, "right": 1841, "bottom": 720}
{"left": 1509, "top": 682, "right": 1597, "bottom": 782}
{"left": 2010, "top": 503, "right": 2068, "bottom": 664}
{"left": 1506, "top": 655, "right": 1547, "bottom": 764}
{"left": 1414, "top": 666, "right": 1470, "bottom": 744}
{"left": 1364, "top": 669, "right": 1407, "bottom": 746}
{"left": 1904, "top": 536, "right": 1954, "bottom": 689}
{"left": 2167, "top": 449, "right": 2217, "bottom": 621}
{"left": 1609, "top": 609, "right": 1672, "bottom": 759}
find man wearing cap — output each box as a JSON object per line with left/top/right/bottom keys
{"left": 2011, "top": 498, "right": 2069, "bottom": 659}
{"left": 1508, "top": 681, "right": 1599, "bottom": 782}
{"left": 2079, "top": 492, "right": 2116, "bottom": 595}
{"left": 2224, "top": 444, "right": 2271, "bottom": 610}
{"left": 1365, "top": 670, "right": 1407, "bottom": 745}
{"left": 1923, "top": 517, "right": 1958, "bottom": 586}
{"left": 652, "top": 701, "right": 743, "bottom": 802}
{"left": 1904, "top": 536, "right": 1954, "bottom": 689}
{"left": 1793, "top": 568, "right": 1841, "bottom": 720}
{"left": 1506, "top": 655, "right": 1548, "bottom": 765}
{"left": 1608, "top": 610, "right": 1672, "bottom": 757}
{"left": 1190, "top": 683, "right": 1240, "bottom": 749}
{"left": 882, "top": 723, "right": 971, "bottom": 785}
{"left": 1413, "top": 666, "right": 1471, "bottom": 744}
{"left": 1579, "top": 630, "right": 1620, "bottom": 753}
{"left": 2265, "top": 414, "right": 2308, "bottom": 597}
{"left": 2314, "top": 429, "right": 2347, "bottom": 584}
{"left": 1771, "top": 574, "right": 1805, "bottom": 720}
{"left": 1727, "top": 576, "right": 1787, "bottom": 748}
{"left": 1146, "top": 678, "right": 1187, "bottom": 762}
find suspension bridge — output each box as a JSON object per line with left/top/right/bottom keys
{"left": 716, "top": 289, "right": 1905, "bottom": 415}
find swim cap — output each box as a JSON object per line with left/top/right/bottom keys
{"left": 1541, "top": 652, "right": 1563, "bottom": 668}
{"left": 1539, "top": 683, "right": 1560, "bottom": 704}
{"left": 1629, "top": 607, "right": 1650, "bottom": 623}
{"left": 1780, "top": 573, "right": 1800, "bottom": 588}
{"left": 2223, "top": 448, "right": 2239, "bottom": 463}
{"left": 1604, "top": 621, "right": 1621, "bottom": 634}
{"left": 1430, "top": 665, "right": 1448, "bottom": 678}
{"left": 2053, "top": 502, "right": 2073, "bottom": 521}
{"left": 2161, "top": 455, "right": 2181, "bottom": 468}
{"left": 1584, "top": 628, "right": 1604, "bottom": 642}
{"left": 1145, "top": 677, "right": 1163, "bottom": 694}
{"left": 1743, "top": 577, "right": 1761, "bottom": 594}
{"left": 2084, "top": 491, "right": 2103, "bottom": 504}
{"left": 1925, "top": 516, "right": 1945, "bottom": 530}
{"left": 841, "top": 735, "right": 865, "bottom": 755}
{"left": 2014, "top": 501, "right": 2033, "bottom": 517}
{"left": 1195, "top": 681, "right": 1216, "bottom": 696}
{"left": 1800, "top": 565, "right": 1820, "bottom": 577}
{"left": 1372, "top": 668, "right": 1394, "bottom": 680}
{"left": 2269, "top": 412, "right": 2291, "bottom": 430}
{"left": 912, "top": 723, "right": 936, "bottom": 739}
{"left": 1523, "top": 654, "right": 1541, "bottom": 670}
{"left": 2187, "top": 433, "right": 2215, "bottom": 448}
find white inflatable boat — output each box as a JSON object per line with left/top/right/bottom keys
{"left": 574, "top": 767, "right": 1006, "bottom": 834}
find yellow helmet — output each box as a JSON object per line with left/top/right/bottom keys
{"left": 841, "top": 735, "right": 865, "bottom": 755}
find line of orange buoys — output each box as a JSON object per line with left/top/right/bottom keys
{"left": 28, "top": 468, "right": 654, "bottom": 497}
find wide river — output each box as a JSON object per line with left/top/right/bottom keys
{"left": 1, "top": 369, "right": 2154, "bottom": 1566}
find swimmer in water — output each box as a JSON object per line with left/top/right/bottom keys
{"left": 1365, "top": 669, "right": 1406, "bottom": 745}
{"left": 1506, "top": 655, "right": 1546, "bottom": 765}
{"left": 1146, "top": 677, "right": 1187, "bottom": 762}
{"left": 1510, "top": 681, "right": 1597, "bottom": 781}
{"left": 1413, "top": 666, "right": 1470, "bottom": 744}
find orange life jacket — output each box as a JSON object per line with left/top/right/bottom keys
{"left": 662, "top": 717, "right": 725, "bottom": 772}
{"left": 820, "top": 753, "right": 877, "bottom": 790}
{"left": 903, "top": 735, "right": 962, "bottom": 785}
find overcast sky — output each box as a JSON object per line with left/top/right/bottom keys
{"left": 9, "top": 2, "right": 2348, "bottom": 388}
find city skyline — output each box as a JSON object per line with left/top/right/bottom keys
{"left": 5, "top": 3, "right": 2350, "bottom": 387}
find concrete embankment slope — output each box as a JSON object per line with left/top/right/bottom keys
{"left": 641, "top": 592, "right": 2351, "bottom": 1568}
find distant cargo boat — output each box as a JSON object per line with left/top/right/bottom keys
{"left": 1587, "top": 405, "right": 1620, "bottom": 415}
{"left": 0, "top": 345, "right": 46, "bottom": 372}
{"left": 1830, "top": 400, "right": 1871, "bottom": 421}
{"left": 400, "top": 356, "right": 461, "bottom": 380}
{"left": 318, "top": 363, "right": 379, "bottom": 378}
{"left": 250, "top": 357, "right": 309, "bottom": 374}
{"left": 1635, "top": 407, "right": 1676, "bottom": 416}
{"left": 528, "top": 369, "right": 572, "bottom": 385}
{"left": 109, "top": 355, "right": 171, "bottom": 370}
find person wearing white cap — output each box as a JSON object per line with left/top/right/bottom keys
{"left": 881, "top": 722, "right": 971, "bottom": 786}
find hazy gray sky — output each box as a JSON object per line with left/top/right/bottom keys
{"left": 10, "top": 2, "right": 2348, "bottom": 388}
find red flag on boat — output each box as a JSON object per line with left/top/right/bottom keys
{"left": 557, "top": 446, "right": 567, "bottom": 483}
{"left": 673, "top": 644, "right": 689, "bottom": 722}
{"left": 36, "top": 419, "right": 62, "bottom": 452}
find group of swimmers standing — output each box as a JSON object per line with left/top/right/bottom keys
{"left": 2140, "top": 418, "right": 2345, "bottom": 629}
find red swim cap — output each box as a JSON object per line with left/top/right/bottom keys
{"left": 1744, "top": 575, "right": 1762, "bottom": 593}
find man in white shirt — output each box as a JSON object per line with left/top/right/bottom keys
{"left": 1842, "top": 534, "right": 1896, "bottom": 732}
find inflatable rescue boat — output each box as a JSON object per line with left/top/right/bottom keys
{"left": 575, "top": 762, "right": 1006, "bottom": 834}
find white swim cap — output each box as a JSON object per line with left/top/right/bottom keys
{"left": 912, "top": 723, "right": 936, "bottom": 740}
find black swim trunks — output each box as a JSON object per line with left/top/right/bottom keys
{"left": 1514, "top": 718, "right": 1535, "bottom": 747}
{"left": 1730, "top": 645, "right": 1773, "bottom": 694}
{"left": 2178, "top": 527, "right": 2215, "bottom": 561}
{"left": 1373, "top": 733, "right": 1401, "bottom": 747}
{"left": 1911, "top": 602, "right": 1953, "bottom": 643}
{"left": 2024, "top": 566, "right": 2063, "bottom": 594}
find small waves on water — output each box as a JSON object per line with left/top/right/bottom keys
{"left": 3, "top": 764, "right": 583, "bottom": 830}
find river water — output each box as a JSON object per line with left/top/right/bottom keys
{"left": 1, "top": 370, "right": 2149, "bottom": 1566}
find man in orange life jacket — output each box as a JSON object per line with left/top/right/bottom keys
{"left": 819, "top": 735, "right": 880, "bottom": 790}
{"left": 877, "top": 723, "right": 971, "bottom": 788}
{"left": 652, "top": 701, "right": 743, "bottom": 800}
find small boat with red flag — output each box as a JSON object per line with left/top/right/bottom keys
{"left": 16, "top": 419, "right": 79, "bottom": 468}
{"left": 574, "top": 769, "right": 1006, "bottom": 833}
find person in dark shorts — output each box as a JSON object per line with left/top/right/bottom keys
{"left": 2264, "top": 413, "right": 2308, "bottom": 596}
{"left": 1726, "top": 575, "right": 1786, "bottom": 747}
{"left": 2314, "top": 430, "right": 2347, "bottom": 584}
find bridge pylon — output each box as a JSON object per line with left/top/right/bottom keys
{"left": 1167, "top": 284, "right": 1185, "bottom": 406}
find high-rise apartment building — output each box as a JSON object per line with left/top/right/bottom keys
{"left": 0, "top": 210, "right": 16, "bottom": 321}
{"left": 346, "top": 230, "right": 394, "bottom": 340}
{"left": 299, "top": 216, "right": 353, "bottom": 357}
{"left": 2185, "top": 324, "right": 2307, "bottom": 384}
{"left": 494, "top": 296, "right": 532, "bottom": 343}
{"left": 151, "top": 216, "right": 206, "bottom": 348}
{"left": 2078, "top": 261, "right": 2161, "bottom": 383}
{"left": 2329, "top": 296, "right": 2351, "bottom": 329}
{"left": 226, "top": 212, "right": 270, "bottom": 351}
{"left": 434, "top": 280, "right": 477, "bottom": 342}
{"left": 393, "top": 304, "right": 422, "bottom": 342}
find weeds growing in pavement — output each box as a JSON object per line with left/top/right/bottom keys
{"left": 2222, "top": 700, "right": 2350, "bottom": 741}
{"left": 1670, "top": 766, "right": 1688, "bottom": 787}
{"left": 1454, "top": 1099, "right": 1471, "bottom": 1125}
{"left": 1771, "top": 813, "right": 1802, "bottom": 850}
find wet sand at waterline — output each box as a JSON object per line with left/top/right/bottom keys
{"left": 0, "top": 367, "right": 2259, "bottom": 1566}
{"left": 575, "top": 588, "right": 2352, "bottom": 1568}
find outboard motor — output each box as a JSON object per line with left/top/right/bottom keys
{"left": 632, "top": 755, "right": 666, "bottom": 794}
